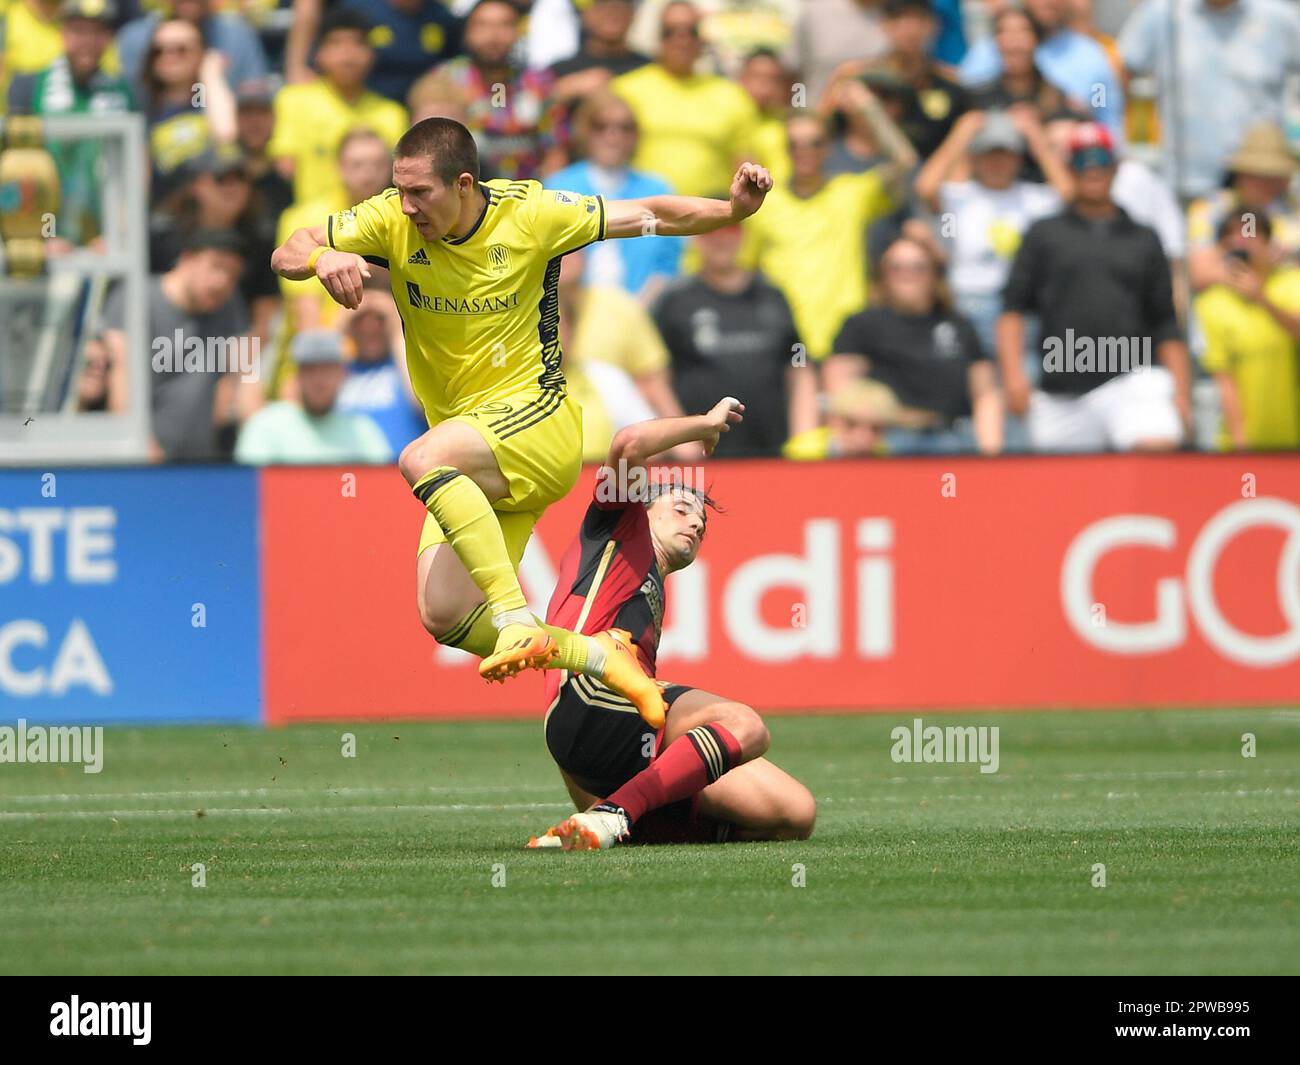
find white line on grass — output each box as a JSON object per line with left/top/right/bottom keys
{"left": 0, "top": 801, "right": 573, "bottom": 821}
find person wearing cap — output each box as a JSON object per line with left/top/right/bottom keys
{"left": 1194, "top": 208, "right": 1300, "bottom": 450}
{"left": 828, "top": 234, "right": 1002, "bottom": 454}
{"left": 1188, "top": 123, "right": 1300, "bottom": 293}
{"left": 998, "top": 121, "right": 1191, "bottom": 452}
{"left": 235, "top": 329, "right": 394, "bottom": 464}
{"left": 914, "top": 107, "right": 1071, "bottom": 419}
{"left": 1043, "top": 111, "right": 1185, "bottom": 264}
{"left": 334, "top": 288, "right": 429, "bottom": 455}
{"left": 962, "top": 0, "right": 1123, "bottom": 137}
{"left": 101, "top": 227, "right": 253, "bottom": 462}
{"left": 234, "top": 78, "right": 293, "bottom": 222}
{"left": 782, "top": 378, "right": 908, "bottom": 459}
{"left": 1119, "top": 0, "right": 1300, "bottom": 200}
{"left": 6, "top": 0, "right": 133, "bottom": 249}
{"left": 151, "top": 143, "right": 281, "bottom": 341}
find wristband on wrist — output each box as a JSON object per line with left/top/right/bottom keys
{"left": 306, "top": 245, "right": 326, "bottom": 274}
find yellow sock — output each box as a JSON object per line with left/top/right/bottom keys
{"left": 412, "top": 467, "right": 527, "bottom": 616}
{"left": 437, "top": 603, "right": 600, "bottom": 674}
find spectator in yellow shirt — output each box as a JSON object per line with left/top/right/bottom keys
{"left": 1195, "top": 209, "right": 1300, "bottom": 451}
{"left": 268, "top": 8, "right": 407, "bottom": 207}
{"left": 612, "top": 0, "right": 758, "bottom": 197}
{"left": 274, "top": 127, "right": 394, "bottom": 392}
{"left": 1, "top": 0, "right": 67, "bottom": 113}
{"left": 746, "top": 85, "right": 916, "bottom": 362}
{"left": 556, "top": 250, "right": 684, "bottom": 462}
{"left": 737, "top": 47, "right": 792, "bottom": 186}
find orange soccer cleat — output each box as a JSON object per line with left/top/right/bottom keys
{"left": 478, "top": 623, "right": 557, "bottom": 683}
{"left": 590, "top": 628, "right": 667, "bottom": 729}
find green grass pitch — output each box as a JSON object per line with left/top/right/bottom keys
{"left": 1, "top": 710, "right": 1297, "bottom": 975}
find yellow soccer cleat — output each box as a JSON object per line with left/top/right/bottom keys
{"left": 479, "top": 623, "right": 557, "bottom": 683}
{"left": 591, "top": 628, "right": 667, "bottom": 729}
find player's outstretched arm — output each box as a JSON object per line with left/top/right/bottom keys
{"left": 607, "top": 397, "right": 745, "bottom": 470}
{"left": 271, "top": 225, "right": 372, "bottom": 309}
{"left": 604, "top": 163, "right": 772, "bottom": 240}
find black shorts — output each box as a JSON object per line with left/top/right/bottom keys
{"left": 544, "top": 674, "right": 694, "bottom": 797}
{"left": 544, "top": 675, "right": 730, "bottom": 844}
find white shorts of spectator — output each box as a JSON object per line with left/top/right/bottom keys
{"left": 1028, "top": 367, "right": 1182, "bottom": 453}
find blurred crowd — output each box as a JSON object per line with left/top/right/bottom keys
{"left": 6, "top": 0, "right": 1300, "bottom": 461}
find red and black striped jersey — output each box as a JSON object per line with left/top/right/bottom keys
{"left": 543, "top": 484, "right": 666, "bottom": 706}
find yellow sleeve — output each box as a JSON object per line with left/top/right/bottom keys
{"left": 327, "top": 189, "right": 400, "bottom": 261}
{"left": 530, "top": 186, "right": 606, "bottom": 255}
{"left": 1194, "top": 289, "right": 1232, "bottom": 375}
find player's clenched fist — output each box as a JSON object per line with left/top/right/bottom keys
{"left": 729, "top": 162, "right": 772, "bottom": 221}
{"left": 701, "top": 395, "right": 745, "bottom": 456}
{"left": 315, "top": 250, "right": 372, "bottom": 309}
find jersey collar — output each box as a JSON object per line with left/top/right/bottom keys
{"left": 442, "top": 183, "right": 492, "bottom": 246}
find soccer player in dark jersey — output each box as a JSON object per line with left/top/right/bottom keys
{"left": 527, "top": 398, "right": 817, "bottom": 850}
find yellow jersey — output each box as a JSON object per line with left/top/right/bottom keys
{"left": 1196, "top": 269, "right": 1300, "bottom": 450}
{"left": 267, "top": 79, "right": 408, "bottom": 207}
{"left": 326, "top": 178, "right": 607, "bottom": 425}
{"left": 612, "top": 64, "right": 757, "bottom": 198}
{"left": 745, "top": 170, "right": 894, "bottom": 360}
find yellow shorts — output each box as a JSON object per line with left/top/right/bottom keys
{"left": 417, "top": 388, "right": 583, "bottom": 558}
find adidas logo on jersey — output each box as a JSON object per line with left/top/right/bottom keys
{"left": 408, "top": 248, "right": 430, "bottom": 265}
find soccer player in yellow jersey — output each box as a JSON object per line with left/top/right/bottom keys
{"left": 272, "top": 117, "right": 772, "bottom": 725}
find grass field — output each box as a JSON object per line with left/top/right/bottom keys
{"left": 1, "top": 709, "right": 1297, "bottom": 975}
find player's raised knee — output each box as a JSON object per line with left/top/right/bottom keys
{"left": 784, "top": 784, "right": 816, "bottom": 840}
{"left": 398, "top": 436, "right": 445, "bottom": 487}
{"left": 418, "top": 598, "right": 479, "bottom": 640}
{"left": 714, "top": 702, "right": 769, "bottom": 759}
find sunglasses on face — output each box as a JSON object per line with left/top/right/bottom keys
{"left": 592, "top": 120, "right": 636, "bottom": 133}
{"left": 662, "top": 24, "right": 700, "bottom": 38}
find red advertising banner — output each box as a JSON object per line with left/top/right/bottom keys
{"left": 261, "top": 455, "right": 1300, "bottom": 723}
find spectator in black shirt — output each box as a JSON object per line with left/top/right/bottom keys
{"left": 853, "top": 0, "right": 970, "bottom": 161}
{"left": 965, "top": 7, "right": 1083, "bottom": 123}
{"left": 550, "top": 0, "right": 648, "bottom": 85}
{"left": 234, "top": 78, "right": 294, "bottom": 223}
{"left": 997, "top": 122, "right": 1190, "bottom": 452}
{"left": 829, "top": 235, "right": 1003, "bottom": 454}
{"left": 651, "top": 223, "right": 817, "bottom": 458}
